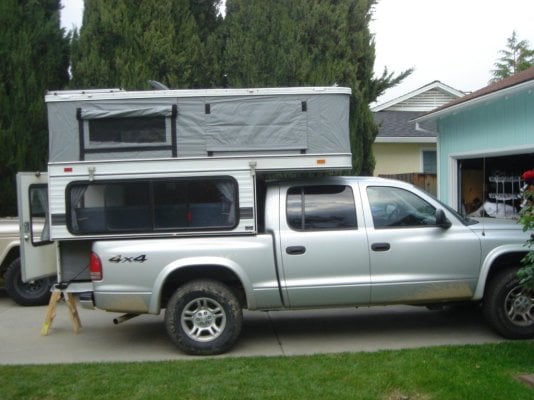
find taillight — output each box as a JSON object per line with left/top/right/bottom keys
{"left": 89, "top": 252, "right": 103, "bottom": 281}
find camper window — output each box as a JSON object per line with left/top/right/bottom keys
{"left": 67, "top": 177, "right": 238, "bottom": 234}
{"left": 77, "top": 104, "right": 177, "bottom": 159}
{"left": 89, "top": 117, "right": 166, "bottom": 144}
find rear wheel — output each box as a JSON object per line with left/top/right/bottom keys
{"left": 165, "top": 280, "right": 242, "bottom": 355}
{"left": 483, "top": 268, "right": 534, "bottom": 339}
{"left": 5, "top": 258, "right": 55, "bottom": 306}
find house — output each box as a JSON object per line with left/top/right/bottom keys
{"left": 414, "top": 66, "right": 534, "bottom": 218}
{"left": 372, "top": 81, "right": 465, "bottom": 180}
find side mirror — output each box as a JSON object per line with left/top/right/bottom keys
{"left": 435, "top": 209, "right": 451, "bottom": 229}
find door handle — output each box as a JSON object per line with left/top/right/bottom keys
{"left": 371, "top": 242, "right": 390, "bottom": 252}
{"left": 23, "top": 222, "right": 30, "bottom": 241}
{"left": 286, "top": 246, "right": 306, "bottom": 255}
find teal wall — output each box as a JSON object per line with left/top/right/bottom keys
{"left": 437, "top": 89, "right": 534, "bottom": 202}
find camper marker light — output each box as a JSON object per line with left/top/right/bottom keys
{"left": 316, "top": 159, "right": 326, "bottom": 165}
{"left": 64, "top": 167, "right": 73, "bottom": 172}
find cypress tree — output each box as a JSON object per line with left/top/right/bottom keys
{"left": 0, "top": 0, "right": 69, "bottom": 215}
{"left": 223, "top": 0, "right": 410, "bottom": 175}
{"left": 71, "top": 0, "right": 221, "bottom": 89}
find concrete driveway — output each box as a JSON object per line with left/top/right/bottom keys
{"left": 0, "top": 289, "right": 509, "bottom": 365}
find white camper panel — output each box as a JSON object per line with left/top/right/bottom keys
{"left": 48, "top": 159, "right": 257, "bottom": 240}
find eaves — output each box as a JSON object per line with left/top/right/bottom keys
{"left": 374, "top": 137, "right": 437, "bottom": 144}
{"left": 414, "top": 79, "right": 534, "bottom": 124}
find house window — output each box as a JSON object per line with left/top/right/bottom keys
{"left": 286, "top": 185, "right": 357, "bottom": 231}
{"left": 67, "top": 177, "right": 238, "bottom": 234}
{"left": 422, "top": 150, "right": 437, "bottom": 173}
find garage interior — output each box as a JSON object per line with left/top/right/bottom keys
{"left": 458, "top": 153, "right": 533, "bottom": 218}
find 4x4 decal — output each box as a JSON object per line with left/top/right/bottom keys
{"left": 108, "top": 255, "right": 147, "bottom": 263}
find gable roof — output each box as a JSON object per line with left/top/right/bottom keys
{"left": 372, "top": 80, "right": 465, "bottom": 112}
{"left": 373, "top": 111, "right": 436, "bottom": 142}
{"left": 415, "top": 66, "right": 534, "bottom": 122}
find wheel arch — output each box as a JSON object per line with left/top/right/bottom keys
{"left": 149, "top": 258, "right": 251, "bottom": 314}
{"left": 474, "top": 245, "right": 528, "bottom": 300}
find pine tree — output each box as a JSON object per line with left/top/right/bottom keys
{"left": 490, "top": 31, "right": 534, "bottom": 83}
{"left": 223, "top": 0, "right": 410, "bottom": 175}
{"left": 70, "top": 0, "right": 221, "bottom": 89}
{"left": 0, "top": 0, "right": 69, "bottom": 215}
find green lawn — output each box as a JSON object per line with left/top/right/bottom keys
{"left": 1, "top": 342, "right": 532, "bottom": 400}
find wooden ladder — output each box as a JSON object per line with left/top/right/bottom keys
{"left": 41, "top": 289, "right": 82, "bottom": 335}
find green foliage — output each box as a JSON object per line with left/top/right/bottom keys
{"left": 0, "top": 342, "right": 532, "bottom": 399}
{"left": 490, "top": 31, "right": 534, "bottom": 83}
{"left": 223, "top": 0, "right": 410, "bottom": 175}
{"left": 518, "top": 181, "right": 534, "bottom": 289}
{"left": 0, "top": 0, "right": 409, "bottom": 217}
{"left": 0, "top": 0, "right": 69, "bottom": 216}
{"left": 70, "top": 0, "right": 222, "bottom": 89}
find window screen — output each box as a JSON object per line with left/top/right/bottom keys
{"left": 68, "top": 177, "right": 237, "bottom": 234}
{"left": 78, "top": 105, "right": 177, "bottom": 160}
{"left": 89, "top": 117, "right": 166, "bottom": 144}
{"left": 287, "top": 185, "right": 356, "bottom": 231}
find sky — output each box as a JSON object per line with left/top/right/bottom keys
{"left": 60, "top": 0, "right": 534, "bottom": 104}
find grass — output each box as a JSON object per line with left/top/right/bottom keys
{"left": 0, "top": 342, "right": 532, "bottom": 400}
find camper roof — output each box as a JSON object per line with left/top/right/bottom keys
{"left": 45, "top": 86, "right": 351, "bottom": 103}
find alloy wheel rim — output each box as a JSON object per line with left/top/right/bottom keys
{"left": 181, "top": 297, "right": 226, "bottom": 342}
{"left": 504, "top": 286, "right": 534, "bottom": 326}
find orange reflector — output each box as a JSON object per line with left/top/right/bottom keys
{"left": 316, "top": 159, "right": 326, "bottom": 165}
{"left": 64, "top": 167, "right": 73, "bottom": 172}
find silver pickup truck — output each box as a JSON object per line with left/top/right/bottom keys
{"left": 82, "top": 176, "right": 533, "bottom": 355}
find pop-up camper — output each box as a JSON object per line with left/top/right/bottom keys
{"left": 18, "top": 86, "right": 352, "bottom": 290}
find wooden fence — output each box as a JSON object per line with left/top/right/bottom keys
{"left": 378, "top": 173, "right": 437, "bottom": 195}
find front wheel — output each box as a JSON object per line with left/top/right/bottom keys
{"left": 483, "top": 268, "right": 534, "bottom": 339}
{"left": 165, "top": 280, "right": 243, "bottom": 355}
{"left": 5, "top": 258, "right": 55, "bottom": 306}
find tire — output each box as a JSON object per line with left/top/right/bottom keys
{"left": 483, "top": 268, "right": 534, "bottom": 339}
{"left": 4, "top": 258, "right": 55, "bottom": 306}
{"left": 165, "top": 280, "right": 243, "bottom": 355}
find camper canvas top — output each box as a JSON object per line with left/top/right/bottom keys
{"left": 45, "top": 86, "right": 352, "bottom": 165}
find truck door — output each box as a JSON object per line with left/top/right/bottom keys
{"left": 278, "top": 183, "right": 370, "bottom": 307}
{"left": 16, "top": 172, "right": 57, "bottom": 281}
{"left": 363, "top": 184, "right": 481, "bottom": 304}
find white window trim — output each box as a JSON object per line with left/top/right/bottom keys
{"left": 420, "top": 148, "right": 437, "bottom": 174}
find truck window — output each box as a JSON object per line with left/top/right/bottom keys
{"left": 286, "top": 185, "right": 356, "bottom": 231}
{"left": 67, "top": 177, "right": 237, "bottom": 234}
{"left": 367, "top": 186, "right": 436, "bottom": 228}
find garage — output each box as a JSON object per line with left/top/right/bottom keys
{"left": 414, "top": 66, "right": 534, "bottom": 217}
{"left": 459, "top": 153, "right": 533, "bottom": 218}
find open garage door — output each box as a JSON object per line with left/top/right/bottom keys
{"left": 458, "top": 153, "right": 533, "bottom": 218}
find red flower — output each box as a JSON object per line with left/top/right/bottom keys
{"left": 523, "top": 170, "right": 534, "bottom": 182}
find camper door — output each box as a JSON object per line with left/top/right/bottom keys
{"left": 16, "top": 172, "right": 57, "bottom": 281}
